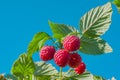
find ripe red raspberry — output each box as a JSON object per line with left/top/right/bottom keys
{"left": 63, "top": 35, "right": 80, "bottom": 51}
{"left": 54, "top": 49, "right": 70, "bottom": 67}
{"left": 74, "top": 62, "right": 86, "bottom": 74}
{"left": 68, "top": 53, "right": 82, "bottom": 68}
{"left": 40, "top": 46, "right": 55, "bottom": 61}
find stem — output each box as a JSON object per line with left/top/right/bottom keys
{"left": 59, "top": 67, "right": 62, "bottom": 80}
{"left": 59, "top": 43, "right": 63, "bottom": 49}
{"left": 51, "top": 38, "right": 60, "bottom": 48}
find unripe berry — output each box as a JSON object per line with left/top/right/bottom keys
{"left": 54, "top": 49, "right": 70, "bottom": 67}
{"left": 68, "top": 53, "right": 82, "bottom": 68}
{"left": 40, "top": 46, "right": 55, "bottom": 61}
{"left": 63, "top": 35, "right": 80, "bottom": 51}
{"left": 74, "top": 62, "right": 86, "bottom": 74}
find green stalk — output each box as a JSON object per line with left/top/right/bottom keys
{"left": 59, "top": 67, "right": 62, "bottom": 80}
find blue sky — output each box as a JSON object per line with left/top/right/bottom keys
{"left": 0, "top": 0, "right": 120, "bottom": 79}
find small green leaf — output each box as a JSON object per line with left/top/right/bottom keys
{"left": 80, "top": 2, "right": 112, "bottom": 38}
{"left": 34, "top": 61, "right": 58, "bottom": 76}
{"left": 113, "top": 0, "right": 120, "bottom": 13}
{"left": 113, "top": 0, "right": 120, "bottom": 6}
{"left": 48, "top": 21, "right": 74, "bottom": 39}
{"left": 93, "top": 75, "right": 105, "bottom": 80}
{"left": 11, "top": 53, "right": 35, "bottom": 79}
{"left": 80, "top": 36, "right": 113, "bottom": 55}
{"left": 27, "top": 32, "right": 51, "bottom": 56}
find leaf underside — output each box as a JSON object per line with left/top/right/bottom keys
{"left": 80, "top": 2, "right": 112, "bottom": 38}
{"left": 79, "top": 2, "right": 113, "bottom": 55}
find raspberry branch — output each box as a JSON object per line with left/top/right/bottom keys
{"left": 59, "top": 67, "right": 63, "bottom": 80}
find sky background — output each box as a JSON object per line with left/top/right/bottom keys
{"left": 0, "top": 0, "right": 120, "bottom": 79}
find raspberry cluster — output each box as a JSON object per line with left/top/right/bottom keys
{"left": 39, "top": 35, "right": 86, "bottom": 74}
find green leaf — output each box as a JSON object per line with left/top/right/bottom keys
{"left": 34, "top": 61, "right": 58, "bottom": 76}
{"left": 80, "top": 36, "right": 113, "bottom": 55}
{"left": 5, "top": 74, "right": 18, "bottom": 80}
{"left": 113, "top": 0, "right": 120, "bottom": 7}
{"left": 27, "top": 32, "right": 51, "bottom": 56}
{"left": 48, "top": 21, "right": 74, "bottom": 39}
{"left": 11, "top": 53, "right": 35, "bottom": 79}
{"left": 65, "top": 69, "right": 94, "bottom": 80}
{"left": 80, "top": 2, "right": 112, "bottom": 38}
{"left": 93, "top": 75, "right": 105, "bottom": 80}
{"left": 113, "top": 0, "right": 120, "bottom": 13}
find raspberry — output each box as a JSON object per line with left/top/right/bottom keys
{"left": 68, "top": 53, "right": 82, "bottom": 68}
{"left": 74, "top": 62, "right": 86, "bottom": 74}
{"left": 40, "top": 46, "right": 55, "bottom": 61}
{"left": 54, "top": 49, "right": 70, "bottom": 67}
{"left": 63, "top": 35, "right": 80, "bottom": 51}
